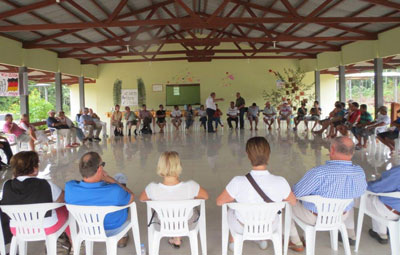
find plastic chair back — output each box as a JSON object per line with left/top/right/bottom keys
{"left": 66, "top": 204, "right": 128, "bottom": 240}
{"left": 299, "top": 196, "right": 353, "bottom": 231}
{"left": 146, "top": 200, "right": 202, "bottom": 236}
{"left": 0, "top": 203, "right": 65, "bottom": 242}
{"left": 227, "top": 202, "right": 285, "bottom": 240}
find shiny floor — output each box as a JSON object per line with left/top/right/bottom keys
{"left": 2, "top": 125, "right": 399, "bottom": 255}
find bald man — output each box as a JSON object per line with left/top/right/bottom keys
{"left": 289, "top": 137, "right": 367, "bottom": 252}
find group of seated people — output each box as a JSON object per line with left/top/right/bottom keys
{"left": 311, "top": 100, "right": 396, "bottom": 152}
{"left": 1, "top": 136, "right": 398, "bottom": 254}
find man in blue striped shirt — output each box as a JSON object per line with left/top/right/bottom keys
{"left": 289, "top": 137, "right": 367, "bottom": 252}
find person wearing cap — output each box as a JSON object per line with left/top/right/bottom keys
{"left": 278, "top": 101, "right": 292, "bottom": 129}
{"left": 262, "top": 102, "right": 276, "bottom": 130}
{"left": 65, "top": 152, "right": 134, "bottom": 248}
{"left": 79, "top": 107, "right": 102, "bottom": 142}
{"left": 47, "top": 110, "right": 78, "bottom": 148}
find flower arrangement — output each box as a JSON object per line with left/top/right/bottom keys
{"left": 263, "top": 68, "right": 314, "bottom": 107}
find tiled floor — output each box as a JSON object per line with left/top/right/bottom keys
{"left": 2, "top": 126, "right": 399, "bottom": 255}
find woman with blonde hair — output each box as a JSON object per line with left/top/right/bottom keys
{"left": 140, "top": 151, "right": 208, "bottom": 248}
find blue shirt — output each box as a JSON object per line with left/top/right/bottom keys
{"left": 65, "top": 180, "right": 131, "bottom": 230}
{"left": 368, "top": 166, "right": 400, "bottom": 212}
{"left": 79, "top": 114, "right": 93, "bottom": 125}
{"left": 293, "top": 160, "right": 367, "bottom": 213}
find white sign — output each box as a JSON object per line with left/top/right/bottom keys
{"left": 121, "top": 89, "right": 138, "bottom": 106}
{"left": 152, "top": 84, "right": 163, "bottom": 92}
{"left": 0, "top": 73, "right": 19, "bottom": 96}
{"left": 173, "top": 87, "right": 180, "bottom": 96}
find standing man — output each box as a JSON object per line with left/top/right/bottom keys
{"left": 206, "top": 92, "right": 224, "bottom": 133}
{"left": 235, "top": 92, "right": 246, "bottom": 129}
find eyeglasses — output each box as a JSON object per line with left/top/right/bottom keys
{"left": 99, "top": 162, "right": 106, "bottom": 167}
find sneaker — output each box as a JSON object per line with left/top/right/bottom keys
{"left": 94, "top": 137, "right": 101, "bottom": 142}
{"left": 289, "top": 241, "right": 304, "bottom": 252}
{"left": 256, "top": 240, "right": 268, "bottom": 250}
{"left": 88, "top": 138, "right": 93, "bottom": 142}
{"left": 369, "top": 229, "right": 388, "bottom": 244}
{"left": 117, "top": 236, "right": 129, "bottom": 248}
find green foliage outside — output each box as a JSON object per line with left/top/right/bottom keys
{"left": 0, "top": 82, "right": 71, "bottom": 125}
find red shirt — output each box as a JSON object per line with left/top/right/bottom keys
{"left": 348, "top": 110, "right": 361, "bottom": 124}
{"left": 214, "top": 109, "right": 222, "bottom": 118}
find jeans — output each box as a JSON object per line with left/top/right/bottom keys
{"left": 239, "top": 108, "right": 246, "bottom": 129}
{"left": 215, "top": 117, "right": 223, "bottom": 128}
{"left": 206, "top": 108, "right": 216, "bottom": 132}
{"left": 186, "top": 118, "right": 194, "bottom": 129}
{"left": 227, "top": 117, "right": 238, "bottom": 128}
{"left": 199, "top": 117, "right": 207, "bottom": 129}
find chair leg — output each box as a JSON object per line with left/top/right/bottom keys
{"left": 46, "top": 235, "right": 59, "bottom": 255}
{"left": 355, "top": 207, "right": 365, "bottom": 252}
{"left": 388, "top": 223, "right": 400, "bottom": 255}
{"left": 305, "top": 229, "right": 316, "bottom": 255}
{"left": 330, "top": 229, "right": 338, "bottom": 251}
{"left": 272, "top": 234, "right": 283, "bottom": 255}
{"left": 151, "top": 234, "right": 162, "bottom": 255}
{"left": 9, "top": 238, "right": 17, "bottom": 255}
{"left": 105, "top": 240, "right": 118, "bottom": 255}
{"left": 339, "top": 225, "right": 351, "bottom": 255}
{"left": 233, "top": 236, "right": 243, "bottom": 255}
{"left": 132, "top": 224, "right": 141, "bottom": 255}
{"left": 73, "top": 239, "right": 83, "bottom": 255}
{"left": 85, "top": 240, "right": 94, "bottom": 255}
{"left": 189, "top": 231, "right": 199, "bottom": 255}
{"left": 17, "top": 241, "right": 27, "bottom": 255}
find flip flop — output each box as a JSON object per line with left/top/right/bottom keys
{"left": 168, "top": 238, "right": 181, "bottom": 249}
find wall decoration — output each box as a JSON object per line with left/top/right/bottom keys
{"left": 167, "top": 68, "right": 200, "bottom": 84}
{"left": 221, "top": 71, "right": 235, "bottom": 87}
{"left": 113, "top": 79, "right": 122, "bottom": 106}
{"left": 0, "top": 73, "right": 19, "bottom": 96}
{"left": 137, "top": 78, "right": 146, "bottom": 106}
{"left": 121, "top": 89, "right": 138, "bottom": 106}
{"left": 152, "top": 84, "right": 163, "bottom": 92}
{"left": 263, "top": 68, "right": 314, "bottom": 106}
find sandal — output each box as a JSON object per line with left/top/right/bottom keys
{"left": 168, "top": 238, "right": 181, "bottom": 249}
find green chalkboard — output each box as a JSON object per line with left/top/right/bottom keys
{"left": 166, "top": 84, "right": 200, "bottom": 106}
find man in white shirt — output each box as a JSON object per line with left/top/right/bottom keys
{"left": 171, "top": 105, "right": 182, "bottom": 131}
{"left": 247, "top": 103, "right": 259, "bottom": 130}
{"left": 263, "top": 101, "right": 277, "bottom": 130}
{"left": 365, "top": 106, "right": 390, "bottom": 134}
{"left": 206, "top": 92, "right": 224, "bottom": 133}
{"left": 278, "top": 101, "right": 292, "bottom": 129}
{"left": 227, "top": 101, "right": 239, "bottom": 129}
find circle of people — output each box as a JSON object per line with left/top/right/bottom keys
{"left": 1, "top": 135, "right": 399, "bottom": 253}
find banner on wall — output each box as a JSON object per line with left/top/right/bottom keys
{"left": 0, "top": 73, "right": 19, "bottom": 96}
{"left": 121, "top": 89, "right": 138, "bottom": 106}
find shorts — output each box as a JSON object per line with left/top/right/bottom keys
{"left": 333, "top": 120, "right": 345, "bottom": 127}
{"left": 280, "top": 115, "right": 290, "bottom": 120}
{"left": 127, "top": 120, "right": 138, "bottom": 125}
{"left": 296, "top": 115, "right": 305, "bottom": 121}
{"left": 378, "top": 130, "right": 399, "bottom": 140}
{"left": 17, "top": 133, "right": 31, "bottom": 143}
{"left": 156, "top": 118, "right": 165, "bottom": 124}
{"left": 263, "top": 116, "right": 275, "bottom": 120}
{"left": 248, "top": 115, "right": 258, "bottom": 120}
{"left": 307, "top": 116, "right": 320, "bottom": 121}
{"left": 355, "top": 127, "right": 374, "bottom": 138}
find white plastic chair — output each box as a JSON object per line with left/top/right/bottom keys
{"left": 0, "top": 212, "right": 7, "bottom": 255}
{"left": 0, "top": 203, "right": 68, "bottom": 255}
{"left": 222, "top": 202, "right": 288, "bottom": 255}
{"left": 292, "top": 196, "right": 353, "bottom": 255}
{"left": 66, "top": 202, "right": 141, "bottom": 255}
{"left": 146, "top": 200, "right": 207, "bottom": 255}
{"left": 355, "top": 191, "right": 400, "bottom": 255}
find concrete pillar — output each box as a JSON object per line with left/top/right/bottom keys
{"left": 374, "top": 58, "right": 383, "bottom": 115}
{"left": 338, "top": 65, "right": 346, "bottom": 102}
{"left": 18, "top": 66, "right": 29, "bottom": 118}
{"left": 79, "top": 76, "right": 85, "bottom": 110}
{"left": 55, "top": 72, "right": 63, "bottom": 112}
{"left": 315, "top": 70, "right": 320, "bottom": 102}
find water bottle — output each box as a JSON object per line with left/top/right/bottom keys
{"left": 141, "top": 243, "right": 147, "bottom": 255}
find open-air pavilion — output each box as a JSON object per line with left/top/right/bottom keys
{"left": 2, "top": 1, "right": 400, "bottom": 255}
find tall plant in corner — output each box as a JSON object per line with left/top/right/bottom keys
{"left": 137, "top": 78, "right": 146, "bottom": 106}
{"left": 113, "top": 79, "right": 122, "bottom": 106}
